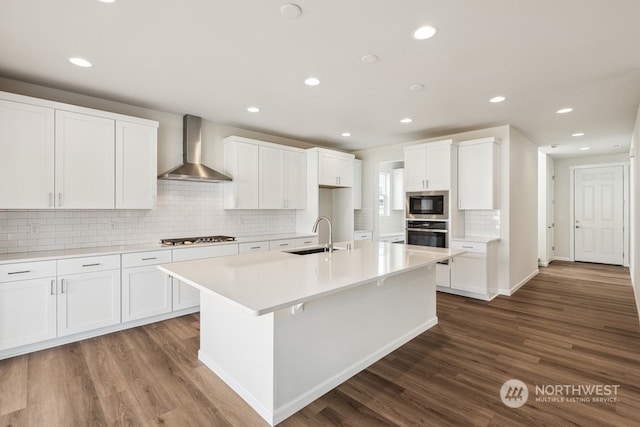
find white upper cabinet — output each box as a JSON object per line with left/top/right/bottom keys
{"left": 0, "top": 91, "right": 159, "bottom": 210}
{"left": 403, "top": 140, "right": 454, "bottom": 192}
{"left": 458, "top": 137, "right": 500, "bottom": 210}
{"left": 318, "top": 149, "right": 354, "bottom": 187}
{"left": 225, "top": 136, "right": 307, "bottom": 210}
{"left": 55, "top": 110, "right": 115, "bottom": 209}
{"left": 115, "top": 121, "right": 158, "bottom": 209}
{"left": 0, "top": 99, "right": 55, "bottom": 209}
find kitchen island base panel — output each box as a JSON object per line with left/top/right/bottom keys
{"left": 198, "top": 265, "right": 437, "bottom": 426}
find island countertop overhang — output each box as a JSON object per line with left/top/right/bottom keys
{"left": 158, "top": 240, "right": 465, "bottom": 316}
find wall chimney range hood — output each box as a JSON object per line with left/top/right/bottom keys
{"left": 158, "top": 115, "right": 232, "bottom": 182}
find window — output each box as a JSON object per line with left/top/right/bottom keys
{"left": 379, "top": 172, "right": 390, "bottom": 216}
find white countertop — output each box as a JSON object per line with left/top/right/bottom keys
{"left": 158, "top": 240, "right": 464, "bottom": 316}
{"left": 450, "top": 235, "right": 500, "bottom": 243}
{"left": 0, "top": 233, "right": 317, "bottom": 265}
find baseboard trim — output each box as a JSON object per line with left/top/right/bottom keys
{"left": 554, "top": 256, "right": 573, "bottom": 262}
{"left": 498, "top": 269, "right": 539, "bottom": 296}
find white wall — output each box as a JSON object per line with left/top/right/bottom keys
{"left": 630, "top": 105, "right": 640, "bottom": 319}
{"left": 508, "top": 128, "right": 539, "bottom": 290}
{"left": 553, "top": 153, "right": 630, "bottom": 260}
{"left": 378, "top": 161, "right": 404, "bottom": 235}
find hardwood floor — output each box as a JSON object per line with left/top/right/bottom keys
{"left": 1, "top": 261, "right": 639, "bottom": 426}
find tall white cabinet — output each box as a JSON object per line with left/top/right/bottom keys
{"left": 458, "top": 137, "right": 500, "bottom": 210}
{"left": 0, "top": 90, "right": 159, "bottom": 210}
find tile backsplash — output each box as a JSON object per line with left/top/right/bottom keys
{"left": 0, "top": 180, "right": 296, "bottom": 254}
{"left": 464, "top": 210, "right": 501, "bottom": 237}
{"left": 354, "top": 207, "right": 374, "bottom": 231}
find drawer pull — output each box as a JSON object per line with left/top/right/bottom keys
{"left": 141, "top": 257, "right": 157, "bottom": 261}
{"left": 304, "top": 241, "right": 312, "bottom": 244}
{"left": 61, "top": 279, "right": 66, "bottom": 294}
{"left": 51, "top": 280, "right": 56, "bottom": 295}
{"left": 280, "top": 243, "right": 289, "bottom": 246}
{"left": 82, "top": 263, "right": 101, "bottom": 267}
{"left": 462, "top": 246, "right": 474, "bottom": 249}
{"left": 8, "top": 270, "right": 31, "bottom": 275}
{"left": 250, "top": 246, "right": 261, "bottom": 250}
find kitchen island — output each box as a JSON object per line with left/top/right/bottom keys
{"left": 159, "top": 240, "right": 464, "bottom": 425}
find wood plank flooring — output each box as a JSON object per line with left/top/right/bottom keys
{"left": 1, "top": 261, "right": 639, "bottom": 426}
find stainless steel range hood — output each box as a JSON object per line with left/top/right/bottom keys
{"left": 158, "top": 115, "right": 232, "bottom": 182}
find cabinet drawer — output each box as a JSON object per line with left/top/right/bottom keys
{"left": 269, "top": 239, "right": 298, "bottom": 251}
{"left": 0, "top": 260, "right": 56, "bottom": 283}
{"left": 122, "top": 250, "right": 172, "bottom": 268}
{"left": 354, "top": 231, "right": 372, "bottom": 241}
{"left": 172, "top": 243, "right": 238, "bottom": 262}
{"left": 294, "top": 237, "right": 318, "bottom": 247}
{"left": 57, "top": 254, "right": 121, "bottom": 275}
{"left": 239, "top": 241, "right": 269, "bottom": 254}
{"left": 450, "top": 240, "right": 487, "bottom": 254}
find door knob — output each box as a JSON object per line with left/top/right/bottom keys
{"left": 575, "top": 226, "right": 580, "bottom": 229}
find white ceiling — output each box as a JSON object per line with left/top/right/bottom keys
{"left": 1, "top": 0, "right": 639, "bottom": 158}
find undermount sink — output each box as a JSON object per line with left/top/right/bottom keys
{"left": 286, "top": 246, "right": 340, "bottom": 255}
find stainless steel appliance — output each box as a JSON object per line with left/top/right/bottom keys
{"left": 405, "top": 191, "right": 448, "bottom": 220}
{"left": 160, "top": 235, "right": 235, "bottom": 246}
{"left": 406, "top": 220, "right": 448, "bottom": 248}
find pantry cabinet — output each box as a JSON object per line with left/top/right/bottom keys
{"left": 458, "top": 137, "right": 500, "bottom": 210}
{"left": 403, "top": 140, "right": 455, "bottom": 191}
{"left": 318, "top": 149, "right": 354, "bottom": 187}
{"left": 224, "top": 136, "right": 307, "bottom": 210}
{"left": 0, "top": 90, "right": 159, "bottom": 210}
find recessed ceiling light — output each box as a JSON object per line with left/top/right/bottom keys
{"left": 550, "top": 145, "right": 558, "bottom": 148}
{"left": 556, "top": 107, "right": 573, "bottom": 114}
{"left": 304, "top": 77, "right": 320, "bottom": 86}
{"left": 280, "top": 3, "right": 302, "bottom": 18}
{"left": 98, "top": 0, "right": 116, "bottom": 3}
{"left": 579, "top": 147, "right": 590, "bottom": 151}
{"left": 409, "top": 83, "right": 425, "bottom": 91}
{"left": 413, "top": 26, "right": 437, "bottom": 40}
{"left": 69, "top": 57, "right": 92, "bottom": 68}
{"left": 247, "top": 106, "right": 260, "bottom": 113}
{"left": 361, "top": 54, "right": 379, "bottom": 64}
{"left": 341, "top": 132, "right": 351, "bottom": 137}
{"left": 572, "top": 132, "right": 584, "bottom": 137}
{"left": 614, "top": 144, "right": 621, "bottom": 147}
{"left": 489, "top": 96, "right": 506, "bottom": 103}
{"left": 400, "top": 118, "right": 413, "bottom": 124}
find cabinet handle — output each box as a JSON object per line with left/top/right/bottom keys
{"left": 280, "top": 243, "right": 289, "bottom": 247}
{"left": 51, "top": 279, "right": 56, "bottom": 296}
{"left": 58, "top": 193, "right": 62, "bottom": 207}
{"left": 422, "top": 180, "right": 425, "bottom": 189}
{"left": 303, "top": 241, "right": 312, "bottom": 244}
{"left": 61, "top": 279, "right": 66, "bottom": 294}
{"left": 426, "top": 179, "right": 429, "bottom": 188}
{"left": 250, "top": 246, "right": 261, "bottom": 250}
{"left": 141, "top": 257, "right": 157, "bottom": 261}
{"left": 7, "top": 270, "right": 31, "bottom": 275}
{"left": 82, "top": 263, "right": 101, "bottom": 267}
{"left": 462, "top": 246, "right": 474, "bottom": 249}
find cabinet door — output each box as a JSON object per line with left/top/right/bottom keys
{"left": 425, "top": 144, "right": 451, "bottom": 190}
{"left": 285, "top": 150, "right": 306, "bottom": 209}
{"left": 259, "top": 145, "right": 285, "bottom": 209}
{"left": 57, "top": 270, "right": 121, "bottom": 337}
{"left": 336, "top": 156, "right": 354, "bottom": 187}
{"left": 458, "top": 141, "right": 498, "bottom": 209}
{"left": 435, "top": 262, "right": 451, "bottom": 288}
{"left": 122, "top": 266, "right": 172, "bottom": 322}
{"left": 115, "top": 121, "right": 157, "bottom": 209}
{"left": 318, "top": 151, "right": 337, "bottom": 186}
{"left": 403, "top": 147, "right": 427, "bottom": 191}
{"left": 451, "top": 254, "right": 486, "bottom": 293}
{"left": 172, "top": 279, "right": 200, "bottom": 311}
{"left": 55, "top": 110, "right": 115, "bottom": 208}
{"left": 224, "top": 141, "right": 259, "bottom": 209}
{"left": 0, "top": 278, "right": 57, "bottom": 350}
{"left": 0, "top": 99, "right": 55, "bottom": 209}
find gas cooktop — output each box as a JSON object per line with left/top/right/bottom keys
{"left": 160, "top": 235, "right": 236, "bottom": 246}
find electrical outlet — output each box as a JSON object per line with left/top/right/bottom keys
{"left": 30, "top": 224, "right": 39, "bottom": 234}
{"left": 111, "top": 220, "right": 118, "bottom": 231}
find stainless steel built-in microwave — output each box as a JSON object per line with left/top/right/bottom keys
{"left": 405, "top": 191, "right": 448, "bottom": 220}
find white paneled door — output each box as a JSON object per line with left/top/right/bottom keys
{"left": 545, "top": 161, "right": 555, "bottom": 262}
{"left": 574, "top": 166, "right": 624, "bottom": 265}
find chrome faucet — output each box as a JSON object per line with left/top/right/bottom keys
{"left": 312, "top": 216, "right": 333, "bottom": 252}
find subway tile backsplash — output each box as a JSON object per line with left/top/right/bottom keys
{"left": 0, "top": 180, "right": 296, "bottom": 254}
{"left": 464, "top": 210, "right": 501, "bottom": 237}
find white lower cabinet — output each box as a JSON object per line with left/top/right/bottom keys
{"left": 122, "top": 250, "right": 172, "bottom": 322}
{"left": 448, "top": 239, "right": 498, "bottom": 298}
{"left": 172, "top": 244, "right": 239, "bottom": 310}
{"left": 0, "top": 275, "right": 57, "bottom": 350}
{"left": 239, "top": 241, "right": 270, "bottom": 254}
{"left": 435, "top": 263, "right": 451, "bottom": 288}
{"left": 354, "top": 231, "right": 373, "bottom": 241}
{"left": 269, "top": 236, "right": 319, "bottom": 251}
{"left": 57, "top": 255, "right": 121, "bottom": 337}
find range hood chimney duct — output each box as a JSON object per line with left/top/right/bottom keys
{"left": 158, "top": 115, "right": 232, "bottom": 182}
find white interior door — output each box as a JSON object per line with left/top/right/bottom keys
{"left": 574, "top": 166, "right": 624, "bottom": 265}
{"left": 545, "top": 162, "right": 555, "bottom": 262}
